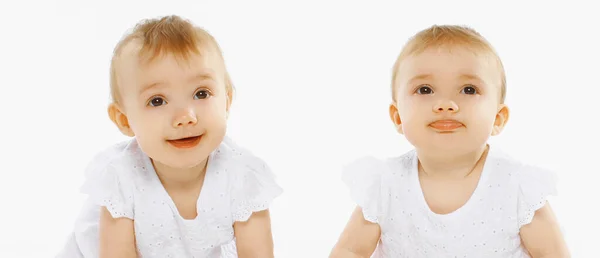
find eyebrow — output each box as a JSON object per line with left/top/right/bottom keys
{"left": 407, "top": 73, "right": 484, "bottom": 85}
{"left": 139, "top": 81, "right": 165, "bottom": 94}
{"left": 458, "top": 73, "right": 484, "bottom": 82}
{"left": 188, "top": 71, "right": 215, "bottom": 83}
{"left": 407, "top": 74, "right": 433, "bottom": 85}
{"left": 138, "top": 71, "right": 216, "bottom": 94}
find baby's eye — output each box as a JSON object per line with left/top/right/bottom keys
{"left": 148, "top": 97, "right": 166, "bottom": 107}
{"left": 194, "top": 89, "right": 211, "bottom": 100}
{"left": 461, "top": 85, "right": 478, "bottom": 95}
{"left": 416, "top": 85, "right": 433, "bottom": 95}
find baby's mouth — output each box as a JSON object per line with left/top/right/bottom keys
{"left": 167, "top": 135, "right": 202, "bottom": 149}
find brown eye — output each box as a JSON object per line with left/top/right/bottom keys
{"left": 416, "top": 85, "right": 433, "bottom": 94}
{"left": 149, "top": 97, "right": 166, "bottom": 107}
{"left": 194, "top": 90, "right": 211, "bottom": 100}
{"left": 461, "top": 85, "right": 478, "bottom": 95}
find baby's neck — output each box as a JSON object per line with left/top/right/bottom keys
{"left": 152, "top": 158, "right": 208, "bottom": 188}
{"left": 416, "top": 145, "right": 489, "bottom": 179}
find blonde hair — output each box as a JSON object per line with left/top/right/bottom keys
{"left": 391, "top": 25, "right": 506, "bottom": 103}
{"left": 109, "top": 15, "right": 234, "bottom": 104}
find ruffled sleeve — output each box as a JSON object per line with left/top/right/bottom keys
{"left": 224, "top": 140, "right": 283, "bottom": 222}
{"left": 80, "top": 141, "right": 137, "bottom": 220}
{"left": 341, "top": 156, "right": 388, "bottom": 224}
{"left": 516, "top": 164, "right": 558, "bottom": 228}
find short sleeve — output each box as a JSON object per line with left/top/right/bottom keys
{"left": 80, "top": 142, "right": 136, "bottom": 219}
{"left": 229, "top": 156, "right": 283, "bottom": 222}
{"left": 341, "top": 156, "right": 388, "bottom": 223}
{"left": 516, "top": 165, "right": 558, "bottom": 228}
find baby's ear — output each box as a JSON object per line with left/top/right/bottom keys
{"left": 491, "top": 104, "right": 510, "bottom": 136}
{"left": 226, "top": 89, "right": 233, "bottom": 113}
{"left": 223, "top": 90, "right": 233, "bottom": 120}
{"left": 389, "top": 103, "right": 404, "bottom": 134}
{"left": 108, "top": 103, "right": 135, "bottom": 137}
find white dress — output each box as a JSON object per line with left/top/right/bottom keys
{"left": 56, "top": 136, "right": 283, "bottom": 258}
{"left": 342, "top": 145, "right": 557, "bottom": 258}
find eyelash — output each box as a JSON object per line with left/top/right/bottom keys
{"left": 414, "top": 84, "right": 480, "bottom": 95}
{"left": 147, "top": 95, "right": 167, "bottom": 107}
{"left": 194, "top": 89, "right": 212, "bottom": 100}
{"left": 146, "top": 88, "right": 213, "bottom": 107}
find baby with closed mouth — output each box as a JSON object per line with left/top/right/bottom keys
{"left": 330, "top": 24, "right": 569, "bottom": 258}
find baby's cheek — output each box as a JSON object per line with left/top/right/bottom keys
{"left": 129, "top": 119, "right": 167, "bottom": 150}
{"left": 136, "top": 131, "right": 162, "bottom": 147}
{"left": 401, "top": 125, "right": 426, "bottom": 145}
{"left": 474, "top": 113, "right": 497, "bottom": 131}
{"left": 204, "top": 101, "right": 229, "bottom": 121}
{"left": 209, "top": 116, "right": 228, "bottom": 133}
{"left": 131, "top": 118, "right": 162, "bottom": 138}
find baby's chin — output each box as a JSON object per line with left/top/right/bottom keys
{"left": 165, "top": 158, "right": 208, "bottom": 170}
{"left": 137, "top": 143, "right": 207, "bottom": 169}
{"left": 139, "top": 131, "right": 226, "bottom": 167}
{"left": 417, "top": 140, "right": 489, "bottom": 155}
{"left": 160, "top": 144, "right": 214, "bottom": 167}
{"left": 406, "top": 134, "right": 484, "bottom": 152}
{"left": 150, "top": 150, "right": 211, "bottom": 170}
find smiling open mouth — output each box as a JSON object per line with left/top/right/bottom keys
{"left": 167, "top": 135, "right": 202, "bottom": 149}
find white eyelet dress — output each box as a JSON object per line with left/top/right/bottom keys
{"left": 342, "top": 146, "right": 557, "bottom": 258}
{"left": 56, "top": 136, "right": 283, "bottom": 258}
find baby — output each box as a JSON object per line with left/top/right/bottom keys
{"left": 57, "top": 15, "right": 282, "bottom": 258}
{"left": 330, "top": 25, "right": 569, "bottom": 257}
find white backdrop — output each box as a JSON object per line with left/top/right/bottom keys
{"left": 1, "top": 1, "right": 598, "bottom": 257}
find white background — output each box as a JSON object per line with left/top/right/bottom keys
{"left": 1, "top": 1, "right": 598, "bottom": 257}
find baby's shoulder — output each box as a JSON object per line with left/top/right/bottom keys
{"left": 340, "top": 150, "right": 416, "bottom": 223}
{"left": 486, "top": 147, "right": 558, "bottom": 184}
{"left": 81, "top": 139, "right": 150, "bottom": 187}
{"left": 213, "top": 137, "right": 283, "bottom": 222}
{"left": 212, "top": 137, "right": 273, "bottom": 178}
{"left": 342, "top": 149, "right": 416, "bottom": 185}
{"left": 486, "top": 146, "right": 559, "bottom": 228}
{"left": 384, "top": 150, "right": 418, "bottom": 176}
{"left": 89, "top": 139, "right": 143, "bottom": 165}
{"left": 79, "top": 139, "right": 149, "bottom": 219}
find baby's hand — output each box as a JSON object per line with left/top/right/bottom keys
{"left": 234, "top": 210, "right": 275, "bottom": 258}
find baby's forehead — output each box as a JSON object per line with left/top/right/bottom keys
{"left": 118, "top": 40, "right": 217, "bottom": 69}
{"left": 399, "top": 46, "right": 501, "bottom": 81}
{"left": 115, "top": 40, "right": 222, "bottom": 85}
{"left": 412, "top": 46, "right": 495, "bottom": 64}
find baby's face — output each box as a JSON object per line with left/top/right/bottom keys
{"left": 390, "top": 46, "right": 507, "bottom": 155}
{"left": 115, "top": 43, "right": 229, "bottom": 169}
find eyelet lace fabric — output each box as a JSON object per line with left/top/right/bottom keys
{"left": 342, "top": 146, "right": 558, "bottom": 258}
{"left": 57, "top": 136, "right": 283, "bottom": 258}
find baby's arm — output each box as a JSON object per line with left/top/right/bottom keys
{"left": 99, "top": 207, "right": 137, "bottom": 258}
{"left": 233, "top": 210, "right": 275, "bottom": 258}
{"left": 519, "top": 202, "right": 570, "bottom": 258}
{"left": 329, "top": 206, "right": 381, "bottom": 258}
